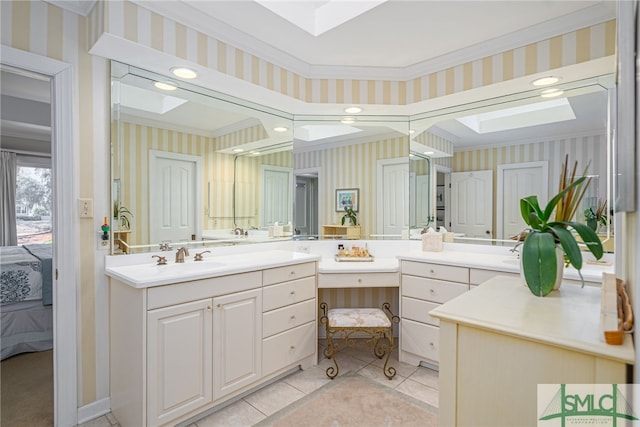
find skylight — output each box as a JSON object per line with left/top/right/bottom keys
{"left": 120, "top": 84, "right": 187, "bottom": 115}
{"left": 295, "top": 125, "right": 362, "bottom": 142}
{"left": 254, "top": 0, "right": 387, "bottom": 36}
{"left": 456, "top": 98, "right": 576, "bottom": 134}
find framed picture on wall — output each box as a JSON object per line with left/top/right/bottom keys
{"left": 335, "top": 188, "right": 359, "bottom": 212}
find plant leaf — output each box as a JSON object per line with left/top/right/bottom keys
{"left": 556, "top": 221, "right": 604, "bottom": 260}
{"left": 520, "top": 196, "right": 543, "bottom": 225}
{"left": 521, "top": 231, "right": 557, "bottom": 297}
{"left": 542, "top": 176, "right": 586, "bottom": 221}
{"left": 549, "top": 225, "right": 582, "bottom": 269}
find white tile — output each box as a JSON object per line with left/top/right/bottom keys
{"left": 282, "top": 365, "right": 333, "bottom": 394}
{"left": 317, "top": 352, "right": 369, "bottom": 377}
{"left": 370, "top": 352, "right": 418, "bottom": 379}
{"left": 357, "top": 364, "right": 406, "bottom": 388}
{"left": 105, "top": 413, "right": 119, "bottom": 425}
{"left": 409, "top": 366, "right": 439, "bottom": 389}
{"left": 243, "top": 381, "right": 305, "bottom": 416}
{"left": 77, "top": 416, "right": 112, "bottom": 427}
{"left": 196, "top": 400, "right": 265, "bottom": 427}
{"left": 395, "top": 378, "right": 439, "bottom": 408}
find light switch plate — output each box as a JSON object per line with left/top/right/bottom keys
{"left": 78, "top": 198, "right": 93, "bottom": 218}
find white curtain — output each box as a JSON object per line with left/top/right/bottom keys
{"left": 0, "top": 151, "right": 18, "bottom": 246}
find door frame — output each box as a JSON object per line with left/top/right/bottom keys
{"left": 496, "top": 161, "right": 548, "bottom": 240}
{"left": 149, "top": 150, "right": 203, "bottom": 244}
{"left": 294, "top": 167, "right": 321, "bottom": 237}
{"left": 1, "top": 46, "right": 78, "bottom": 425}
{"left": 435, "top": 164, "right": 452, "bottom": 229}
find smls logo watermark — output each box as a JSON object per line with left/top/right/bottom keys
{"left": 538, "top": 384, "right": 640, "bottom": 426}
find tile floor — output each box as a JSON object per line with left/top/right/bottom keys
{"left": 80, "top": 339, "right": 439, "bottom": 427}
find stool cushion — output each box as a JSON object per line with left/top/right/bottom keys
{"left": 327, "top": 308, "right": 391, "bottom": 328}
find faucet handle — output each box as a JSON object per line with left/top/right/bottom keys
{"left": 152, "top": 255, "right": 167, "bottom": 265}
{"left": 159, "top": 242, "right": 172, "bottom": 251}
{"left": 194, "top": 250, "right": 211, "bottom": 261}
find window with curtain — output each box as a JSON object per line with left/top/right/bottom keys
{"left": 16, "top": 163, "right": 52, "bottom": 245}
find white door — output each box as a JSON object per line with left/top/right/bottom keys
{"left": 150, "top": 151, "right": 201, "bottom": 244}
{"left": 416, "top": 175, "right": 431, "bottom": 227}
{"left": 378, "top": 160, "right": 409, "bottom": 237}
{"left": 147, "top": 299, "right": 213, "bottom": 426}
{"left": 451, "top": 170, "right": 493, "bottom": 238}
{"left": 213, "top": 288, "right": 262, "bottom": 399}
{"left": 498, "top": 161, "right": 548, "bottom": 239}
{"left": 261, "top": 166, "right": 292, "bottom": 227}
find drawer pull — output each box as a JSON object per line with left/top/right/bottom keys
{"left": 429, "top": 289, "right": 435, "bottom": 294}
{"left": 357, "top": 278, "right": 362, "bottom": 283}
{"left": 290, "top": 291, "right": 296, "bottom": 296}
{"left": 290, "top": 271, "right": 296, "bottom": 275}
{"left": 430, "top": 269, "right": 435, "bottom": 274}
{"left": 217, "top": 304, "right": 221, "bottom": 308}
{"left": 207, "top": 306, "right": 212, "bottom": 311}
{"left": 290, "top": 345, "right": 295, "bottom": 350}
{"left": 290, "top": 315, "right": 296, "bottom": 320}
{"left": 429, "top": 342, "right": 435, "bottom": 347}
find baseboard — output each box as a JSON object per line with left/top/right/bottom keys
{"left": 77, "top": 397, "right": 111, "bottom": 424}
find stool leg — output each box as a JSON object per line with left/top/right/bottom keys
{"left": 323, "top": 328, "right": 339, "bottom": 379}
{"left": 381, "top": 330, "right": 396, "bottom": 380}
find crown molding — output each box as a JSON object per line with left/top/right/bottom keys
{"left": 119, "top": 113, "right": 214, "bottom": 138}
{"left": 132, "top": 1, "right": 614, "bottom": 82}
{"left": 45, "top": 0, "right": 97, "bottom": 16}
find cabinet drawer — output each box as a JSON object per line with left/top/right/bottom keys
{"left": 402, "top": 260, "right": 469, "bottom": 283}
{"left": 263, "top": 299, "right": 316, "bottom": 338}
{"left": 147, "top": 271, "right": 262, "bottom": 310}
{"left": 470, "top": 268, "right": 520, "bottom": 286}
{"left": 402, "top": 275, "right": 468, "bottom": 304}
{"left": 263, "top": 276, "right": 316, "bottom": 312}
{"left": 263, "top": 262, "right": 316, "bottom": 286}
{"left": 401, "top": 319, "right": 439, "bottom": 363}
{"left": 402, "top": 296, "right": 439, "bottom": 326}
{"left": 262, "top": 322, "right": 316, "bottom": 376}
{"left": 318, "top": 272, "right": 399, "bottom": 288}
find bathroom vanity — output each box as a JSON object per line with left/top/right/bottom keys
{"left": 106, "top": 250, "right": 319, "bottom": 427}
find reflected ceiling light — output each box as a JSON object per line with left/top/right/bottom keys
{"left": 540, "top": 88, "right": 564, "bottom": 98}
{"left": 251, "top": 151, "right": 261, "bottom": 155}
{"left": 273, "top": 126, "right": 288, "bottom": 132}
{"left": 424, "top": 151, "right": 435, "bottom": 155}
{"left": 171, "top": 67, "right": 197, "bottom": 79}
{"left": 341, "top": 116, "right": 356, "bottom": 124}
{"left": 532, "top": 76, "right": 560, "bottom": 86}
{"left": 409, "top": 129, "right": 416, "bottom": 134}
{"left": 232, "top": 148, "right": 244, "bottom": 153}
{"left": 344, "top": 106, "right": 363, "bottom": 114}
{"left": 154, "top": 81, "right": 178, "bottom": 91}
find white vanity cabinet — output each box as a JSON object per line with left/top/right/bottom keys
{"left": 212, "top": 288, "right": 262, "bottom": 399}
{"left": 399, "top": 260, "right": 469, "bottom": 366}
{"left": 261, "top": 262, "right": 317, "bottom": 376}
{"left": 109, "top": 260, "right": 317, "bottom": 427}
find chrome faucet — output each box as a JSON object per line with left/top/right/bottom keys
{"left": 175, "top": 246, "right": 189, "bottom": 263}
{"left": 232, "top": 227, "right": 245, "bottom": 236}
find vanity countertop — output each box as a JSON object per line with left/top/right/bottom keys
{"left": 105, "top": 249, "right": 320, "bottom": 288}
{"left": 318, "top": 256, "right": 400, "bottom": 273}
{"left": 430, "top": 276, "right": 634, "bottom": 364}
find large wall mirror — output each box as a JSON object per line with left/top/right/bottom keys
{"left": 409, "top": 74, "right": 614, "bottom": 252}
{"left": 292, "top": 115, "right": 410, "bottom": 240}
{"left": 111, "top": 62, "right": 293, "bottom": 254}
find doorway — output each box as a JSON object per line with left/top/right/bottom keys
{"left": 294, "top": 173, "right": 319, "bottom": 238}
{"left": 450, "top": 170, "right": 493, "bottom": 238}
{"left": 377, "top": 158, "right": 409, "bottom": 237}
{"left": 260, "top": 165, "right": 293, "bottom": 227}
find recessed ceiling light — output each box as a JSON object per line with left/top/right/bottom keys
{"left": 424, "top": 151, "right": 435, "bottom": 155}
{"left": 154, "top": 81, "right": 177, "bottom": 91}
{"left": 532, "top": 76, "right": 560, "bottom": 86}
{"left": 540, "top": 88, "right": 564, "bottom": 98}
{"left": 232, "top": 148, "right": 244, "bottom": 153}
{"left": 273, "top": 126, "right": 288, "bottom": 132}
{"left": 341, "top": 116, "right": 356, "bottom": 124}
{"left": 344, "top": 106, "right": 363, "bottom": 114}
{"left": 171, "top": 67, "right": 197, "bottom": 79}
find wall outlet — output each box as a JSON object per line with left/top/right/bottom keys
{"left": 78, "top": 198, "right": 93, "bottom": 218}
{"left": 97, "top": 233, "right": 109, "bottom": 250}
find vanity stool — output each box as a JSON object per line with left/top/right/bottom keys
{"left": 320, "top": 302, "right": 400, "bottom": 380}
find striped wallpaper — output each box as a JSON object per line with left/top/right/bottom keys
{"left": 117, "top": 121, "right": 291, "bottom": 247}
{"left": 413, "top": 131, "right": 454, "bottom": 169}
{"left": 452, "top": 133, "right": 608, "bottom": 232}
{"left": 1, "top": 0, "right": 108, "bottom": 406}
{"left": 93, "top": 1, "right": 615, "bottom": 106}
{"left": 295, "top": 137, "right": 409, "bottom": 238}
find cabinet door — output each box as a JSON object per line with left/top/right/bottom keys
{"left": 147, "top": 298, "right": 213, "bottom": 426}
{"left": 213, "top": 288, "right": 262, "bottom": 399}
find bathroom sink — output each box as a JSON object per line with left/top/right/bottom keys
{"left": 110, "top": 260, "right": 228, "bottom": 282}
{"left": 502, "top": 258, "right": 521, "bottom": 265}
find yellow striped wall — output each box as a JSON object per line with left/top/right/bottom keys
{"left": 214, "top": 123, "right": 269, "bottom": 151}
{"left": 414, "top": 131, "right": 454, "bottom": 169}
{"left": 119, "top": 121, "right": 292, "bottom": 244}
{"left": 1, "top": 0, "right": 108, "bottom": 406}
{"left": 295, "top": 137, "right": 409, "bottom": 238}
{"left": 452, "top": 133, "right": 607, "bottom": 230}
{"left": 96, "top": 1, "right": 615, "bottom": 105}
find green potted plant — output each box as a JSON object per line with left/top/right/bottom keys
{"left": 519, "top": 157, "right": 604, "bottom": 296}
{"left": 341, "top": 206, "right": 357, "bottom": 226}
{"left": 583, "top": 199, "right": 607, "bottom": 231}
{"left": 113, "top": 203, "right": 133, "bottom": 230}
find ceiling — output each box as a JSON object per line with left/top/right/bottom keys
{"left": 4, "top": 1, "right": 617, "bottom": 155}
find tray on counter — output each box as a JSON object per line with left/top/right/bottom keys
{"left": 334, "top": 254, "right": 375, "bottom": 262}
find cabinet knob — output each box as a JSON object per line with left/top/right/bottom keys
{"left": 430, "top": 269, "right": 435, "bottom": 274}
{"left": 290, "top": 291, "right": 296, "bottom": 296}
{"left": 357, "top": 278, "right": 362, "bottom": 283}
{"left": 217, "top": 304, "right": 221, "bottom": 308}
{"left": 290, "top": 271, "right": 296, "bottom": 276}
{"left": 290, "top": 315, "right": 296, "bottom": 320}
{"left": 429, "top": 289, "right": 435, "bottom": 294}
{"left": 429, "top": 342, "right": 435, "bottom": 348}
{"left": 207, "top": 306, "right": 212, "bottom": 311}
{"left": 290, "top": 345, "right": 295, "bottom": 350}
